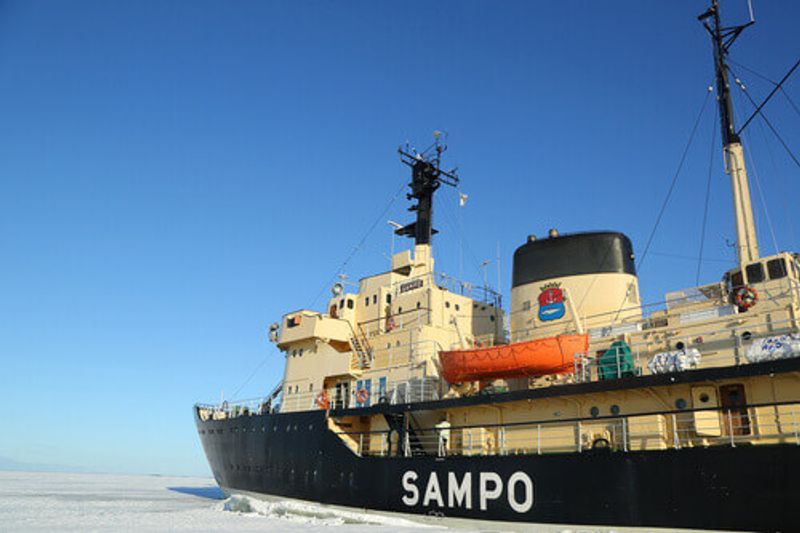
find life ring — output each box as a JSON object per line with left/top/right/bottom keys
{"left": 591, "top": 437, "right": 611, "bottom": 450}
{"left": 315, "top": 390, "right": 329, "bottom": 410}
{"left": 735, "top": 286, "right": 758, "bottom": 310}
{"left": 385, "top": 315, "right": 395, "bottom": 332}
{"left": 357, "top": 388, "right": 369, "bottom": 404}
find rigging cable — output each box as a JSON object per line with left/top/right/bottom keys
{"left": 743, "top": 125, "right": 780, "bottom": 255}
{"left": 729, "top": 59, "right": 800, "bottom": 121}
{"left": 230, "top": 354, "right": 271, "bottom": 400}
{"left": 231, "top": 179, "right": 408, "bottom": 401}
{"left": 728, "top": 66, "right": 800, "bottom": 171}
{"left": 606, "top": 86, "right": 713, "bottom": 325}
{"left": 732, "top": 73, "right": 788, "bottom": 254}
{"left": 636, "top": 85, "right": 713, "bottom": 272}
{"left": 696, "top": 116, "right": 717, "bottom": 285}
{"left": 309, "top": 179, "right": 408, "bottom": 308}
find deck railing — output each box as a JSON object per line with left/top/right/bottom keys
{"left": 333, "top": 401, "right": 800, "bottom": 458}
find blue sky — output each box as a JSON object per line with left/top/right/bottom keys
{"left": 1, "top": 1, "right": 798, "bottom": 476}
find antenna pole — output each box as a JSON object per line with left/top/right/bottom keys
{"left": 700, "top": 0, "right": 759, "bottom": 266}
{"left": 396, "top": 134, "right": 460, "bottom": 247}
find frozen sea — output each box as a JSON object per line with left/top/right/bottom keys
{"left": 0, "top": 471, "right": 651, "bottom": 532}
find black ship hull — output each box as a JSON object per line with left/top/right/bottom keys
{"left": 196, "top": 408, "right": 798, "bottom": 532}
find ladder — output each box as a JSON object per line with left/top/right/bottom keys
{"left": 349, "top": 323, "right": 373, "bottom": 370}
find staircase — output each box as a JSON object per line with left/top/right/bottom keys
{"left": 349, "top": 323, "right": 373, "bottom": 371}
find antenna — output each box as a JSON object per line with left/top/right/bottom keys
{"left": 747, "top": 0, "right": 755, "bottom": 23}
{"left": 395, "top": 132, "right": 460, "bottom": 246}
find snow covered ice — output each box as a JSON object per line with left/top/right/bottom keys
{"left": 0, "top": 471, "right": 438, "bottom": 532}
{"left": 0, "top": 471, "right": 628, "bottom": 532}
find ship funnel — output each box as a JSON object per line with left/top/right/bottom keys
{"left": 510, "top": 231, "right": 642, "bottom": 340}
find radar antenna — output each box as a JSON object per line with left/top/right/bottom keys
{"left": 395, "top": 132, "right": 460, "bottom": 246}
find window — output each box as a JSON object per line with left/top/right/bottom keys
{"left": 308, "top": 383, "right": 313, "bottom": 391}
{"left": 768, "top": 258, "right": 787, "bottom": 280}
{"left": 373, "top": 294, "right": 377, "bottom": 304}
{"left": 398, "top": 306, "right": 403, "bottom": 313}
{"left": 339, "top": 299, "right": 344, "bottom": 309}
{"left": 746, "top": 262, "right": 765, "bottom": 284}
{"left": 365, "top": 297, "right": 369, "bottom": 306}
{"left": 731, "top": 270, "right": 744, "bottom": 288}
{"left": 292, "top": 350, "right": 297, "bottom": 357}
{"left": 299, "top": 348, "right": 304, "bottom": 357}
{"left": 445, "top": 301, "right": 450, "bottom": 308}
{"left": 522, "top": 300, "right": 531, "bottom": 311}
{"left": 386, "top": 294, "right": 392, "bottom": 304}
{"left": 416, "top": 301, "right": 421, "bottom": 309}
{"left": 347, "top": 299, "right": 354, "bottom": 309}
{"left": 455, "top": 304, "right": 460, "bottom": 311}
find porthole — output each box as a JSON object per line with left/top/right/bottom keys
{"left": 675, "top": 341, "right": 685, "bottom": 350}
{"left": 610, "top": 405, "right": 621, "bottom": 416}
{"left": 699, "top": 393, "right": 710, "bottom": 403}
{"left": 742, "top": 331, "right": 752, "bottom": 340}
{"left": 675, "top": 398, "right": 687, "bottom": 410}
{"left": 590, "top": 406, "right": 600, "bottom": 418}
{"left": 445, "top": 302, "right": 450, "bottom": 308}
{"left": 490, "top": 315, "right": 495, "bottom": 322}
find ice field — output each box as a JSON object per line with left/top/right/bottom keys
{"left": 0, "top": 471, "right": 638, "bottom": 532}
{"left": 0, "top": 471, "right": 449, "bottom": 532}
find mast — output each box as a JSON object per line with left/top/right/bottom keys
{"left": 396, "top": 133, "right": 459, "bottom": 247}
{"left": 699, "top": 0, "right": 759, "bottom": 267}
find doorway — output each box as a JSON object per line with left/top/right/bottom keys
{"left": 719, "top": 383, "right": 751, "bottom": 436}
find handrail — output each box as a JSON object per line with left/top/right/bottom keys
{"left": 332, "top": 400, "right": 800, "bottom": 458}
{"left": 332, "top": 399, "right": 800, "bottom": 435}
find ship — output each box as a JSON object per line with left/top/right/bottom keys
{"left": 194, "top": 2, "right": 800, "bottom": 531}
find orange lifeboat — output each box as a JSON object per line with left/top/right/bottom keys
{"left": 438, "top": 334, "right": 588, "bottom": 383}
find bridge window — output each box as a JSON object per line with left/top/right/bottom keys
{"left": 386, "top": 294, "right": 391, "bottom": 304}
{"left": 373, "top": 294, "right": 378, "bottom": 304}
{"left": 365, "top": 297, "right": 369, "bottom": 306}
{"left": 768, "top": 258, "right": 787, "bottom": 280}
{"left": 347, "top": 299, "right": 354, "bottom": 309}
{"left": 746, "top": 262, "right": 765, "bottom": 283}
